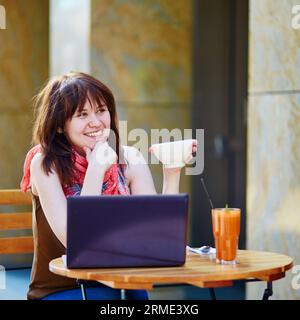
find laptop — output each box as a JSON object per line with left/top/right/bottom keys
{"left": 66, "top": 194, "right": 189, "bottom": 269}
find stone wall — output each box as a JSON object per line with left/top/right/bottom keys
{"left": 0, "top": 0, "right": 49, "bottom": 188}
{"left": 90, "top": 0, "right": 192, "bottom": 195}
{"left": 247, "top": 0, "right": 300, "bottom": 299}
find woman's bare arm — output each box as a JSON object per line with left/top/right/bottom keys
{"left": 124, "top": 146, "right": 157, "bottom": 195}
{"left": 30, "top": 147, "right": 112, "bottom": 247}
{"left": 125, "top": 146, "right": 183, "bottom": 195}
{"left": 30, "top": 153, "right": 68, "bottom": 247}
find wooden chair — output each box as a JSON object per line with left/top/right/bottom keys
{"left": 0, "top": 189, "right": 33, "bottom": 299}
{"left": 0, "top": 189, "right": 33, "bottom": 255}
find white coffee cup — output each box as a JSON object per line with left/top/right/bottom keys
{"left": 150, "top": 139, "right": 195, "bottom": 168}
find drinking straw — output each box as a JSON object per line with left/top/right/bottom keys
{"left": 200, "top": 178, "right": 214, "bottom": 209}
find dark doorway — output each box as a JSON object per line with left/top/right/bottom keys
{"left": 191, "top": 0, "right": 248, "bottom": 249}
{"left": 190, "top": 0, "right": 248, "bottom": 299}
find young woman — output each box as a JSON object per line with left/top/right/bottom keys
{"left": 20, "top": 72, "right": 197, "bottom": 300}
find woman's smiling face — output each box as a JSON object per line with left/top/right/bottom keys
{"left": 64, "top": 97, "right": 111, "bottom": 154}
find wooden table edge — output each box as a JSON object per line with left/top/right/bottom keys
{"left": 49, "top": 251, "right": 294, "bottom": 290}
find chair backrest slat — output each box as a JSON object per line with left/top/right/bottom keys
{"left": 0, "top": 212, "right": 32, "bottom": 230}
{"left": 0, "top": 190, "right": 32, "bottom": 205}
{"left": 0, "top": 189, "right": 33, "bottom": 255}
{"left": 0, "top": 236, "right": 34, "bottom": 254}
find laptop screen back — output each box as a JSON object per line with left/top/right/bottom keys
{"left": 66, "top": 194, "right": 189, "bottom": 268}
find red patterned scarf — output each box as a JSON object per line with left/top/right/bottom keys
{"left": 20, "top": 145, "right": 130, "bottom": 196}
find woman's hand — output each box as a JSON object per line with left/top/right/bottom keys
{"left": 148, "top": 139, "right": 198, "bottom": 170}
{"left": 183, "top": 139, "right": 198, "bottom": 165}
{"left": 83, "top": 140, "right": 117, "bottom": 172}
{"left": 148, "top": 139, "right": 197, "bottom": 194}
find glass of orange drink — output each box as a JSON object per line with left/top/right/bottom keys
{"left": 211, "top": 207, "right": 241, "bottom": 265}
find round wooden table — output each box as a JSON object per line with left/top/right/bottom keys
{"left": 49, "top": 249, "right": 293, "bottom": 299}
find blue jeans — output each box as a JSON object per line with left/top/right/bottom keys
{"left": 41, "top": 283, "right": 148, "bottom": 300}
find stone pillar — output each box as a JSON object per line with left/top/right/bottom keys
{"left": 90, "top": 0, "right": 192, "bottom": 195}
{"left": 0, "top": 0, "right": 49, "bottom": 188}
{"left": 50, "top": 0, "right": 90, "bottom": 76}
{"left": 247, "top": 0, "right": 300, "bottom": 299}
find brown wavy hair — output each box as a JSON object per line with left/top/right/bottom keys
{"left": 32, "top": 72, "right": 126, "bottom": 186}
